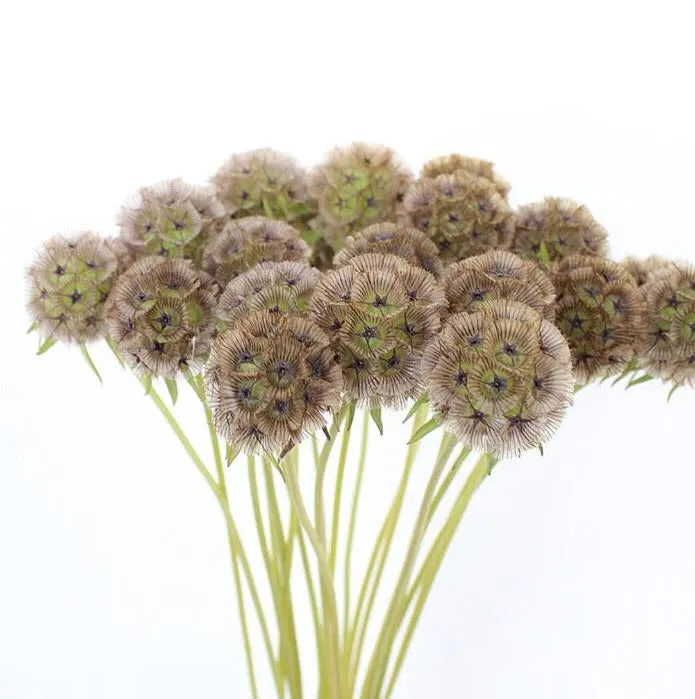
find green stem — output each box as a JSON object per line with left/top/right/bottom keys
{"left": 342, "top": 409, "right": 370, "bottom": 647}
{"left": 426, "top": 445, "right": 472, "bottom": 527}
{"left": 360, "top": 431, "right": 458, "bottom": 699}
{"left": 329, "top": 419, "right": 352, "bottom": 575}
{"left": 345, "top": 404, "right": 428, "bottom": 696}
{"left": 383, "top": 453, "right": 491, "bottom": 699}
{"left": 284, "top": 456, "right": 342, "bottom": 699}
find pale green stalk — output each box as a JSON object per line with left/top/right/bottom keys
{"left": 360, "top": 431, "right": 458, "bottom": 699}
{"left": 383, "top": 453, "right": 491, "bottom": 699}
{"left": 426, "top": 445, "right": 472, "bottom": 526}
{"left": 329, "top": 423, "right": 352, "bottom": 575}
{"left": 342, "top": 409, "right": 370, "bottom": 645}
{"left": 344, "top": 404, "right": 428, "bottom": 696}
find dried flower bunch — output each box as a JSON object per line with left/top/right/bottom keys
{"left": 25, "top": 143, "right": 695, "bottom": 699}
{"left": 212, "top": 148, "right": 313, "bottom": 229}
{"left": 639, "top": 263, "right": 695, "bottom": 385}
{"left": 442, "top": 250, "right": 555, "bottom": 320}
{"left": 421, "top": 153, "right": 511, "bottom": 199}
{"left": 309, "top": 143, "right": 413, "bottom": 246}
{"left": 105, "top": 257, "right": 218, "bottom": 377}
{"left": 26, "top": 232, "right": 118, "bottom": 344}
{"left": 401, "top": 170, "right": 514, "bottom": 264}
{"left": 206, "top": 312, "right": 342, "bottom": 455}
{"left": 310, "top": 253, "right": 446, "bottom": 406}
{"left": 118, "top": 178, "right": 225, "bottom": 263}
{"left": 511, "top": 197, "right": 609, "bottom": 265}
{"left": 553, "top": 256, "right": 645, "bottom": 382}
{"left": 202, "top": 215, "right": 311, "bottom": 286}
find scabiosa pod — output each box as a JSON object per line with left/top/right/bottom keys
{"left": 205, "top": 311, "right": 343, "bottom": 456}
{"left": 420, "top": 153, "right": 511, "bottom": 199}
{"left": 423, "top": 299, "right": 573, "bottom": 456}
{"left": 211, "top": 148, "right": 314, "bottom": 227}
{"left": 622, "top": 255, "right": 671, "bottom": 287}
{"left": 117, "top": 178, "right": 225, "bottom": 263}
{"left": 400, "top": 170, "right": 514, "bottom": 265}
{"left": 333, "top": 222, "right": 444, "bottom": 279}
{"left": 216, "top": 261, "right": 323, "bottom": 329}
{"left": 105, "top": 257, "right": 218, "bottom": 378}
{"left": 308, "top": 143, "right": 413, "bottom": 247}
{"left": 443, "top": 250, "right": 555, "bottom": 321}
{"left": 201, "top": 216, "right": 311, "bottom": 287}
{"left": 310, "top": 253, "right": 446, "bottom": 407}
{"left": 639, "top": 263, "right": 695, "bottom": 386}
{"left": 26, "top": 231, "right": 118, "bottom": 345}
{"left": 552, "top": 256, "right": 645, "bottom": 383}
{"left": 511, "top": 197, "right": 609, "bottom": 266}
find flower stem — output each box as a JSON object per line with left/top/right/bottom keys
{"left": 329, "top": 421, "right": 351, "bottom": 575}
{"left": 383, "top": 452, "right": 491, "bottom": 699}
{"left": 360, "top": 431, "right": 458, "bottom": 699}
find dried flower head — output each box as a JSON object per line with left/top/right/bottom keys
{"left": 202, "top": 216, "right": 310, "bottom": 287}
{"left": 105, "top": 257, "right": 218, "bottom": 377}
{"left": 206, "top": 312, "right": 342, "bottom": 455}
{"left": 640, "top": 263, "right": 695, "bottom": 386}
{"left": 212, "top": 149, "right": 313, "bottom": 228}
{"left": 421, "top": 154, "right": 510, "bottom": 199}
{"left": 309, "top": 236, "right": 336, "bottom": 272}
{"left": 511, "top": 197, "right": 608, "bottom": 265}
{"left": 443, "top": 251, "right": 555, "bottom": 321}
{"left": 309, "top": 143, "right": 413, "bottom": 246}
{"left": 401, "top": 171, "right": 514, "bottom": 264}
{"left": 310, "top": 253, "right": 446, "bottom": 406}
{"left": 217, "top": 261, "right": 322, "bottom": 328}
{"left": 333, "top": 222, "right": 444, "bottom": 279}
{"left": 26, "top": 232, "right": 118, "bottom": 343}
{"left": 423, "top": 300, "right": 573, "bottom": 456}
{"left": 622, "top": 255, "right": 672, "bottom": 287}
{"left": 553, "top": 256, "right": 645, "bottom": 382}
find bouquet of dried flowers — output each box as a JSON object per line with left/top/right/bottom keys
{"left": 25, "top": 143, "right": 693, "bottom": 699}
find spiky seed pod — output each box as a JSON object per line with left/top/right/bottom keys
{"left": 217, "top": 261, "right": 322, "bottom": 328}
{"left": 309, "top": 143, "right": 413, "bottom": 247}
{"left": 201, "top": 216, "right": 311, "bottom": 287}
{"left": 511, "top": 197, "right": 609, "bottom": 265}
{"left": 105, "top": 236, "right": 137, "bottom": 273}
{"left": 443, "top": 250, "right": 555, "bottom": 321}
{"left": 400, "top": 171, "right": 514, "bottom": 265}
{"left": 622, "top": 255, "right": 672, "bottom": 287}
{"left": 333, "top": 222, "right": 444, "bottom": 279}
{"left": 211, "top": 149, "right": 313, "bottom": 228}
{"left": 552, "top": 256, "right": 645, "bottom": 383}
{"left": 420, "top": 154, "right": 510, "bottom": 199}
{"left": 206, "top": 312, "right": 343, "bottom": 455}
{"left": 309, "top": 236, "right": 336, "bottom": 272}
{"left": 310, "top": 253, "right": 447, "bottom": 407}
{"left": 105, "top": 257, "right": 218, "bottom": 378}
{"left": 423, "top": 300, "right": 573, "bottom": 456}
{"left": 117, "top": 178, "right": 225, "bottom": 263}
{"left": 640, "top": 263, "right": 695, "bottom": 386}
{"left": 26, "top": 232, "right": 119, "bottom": 343}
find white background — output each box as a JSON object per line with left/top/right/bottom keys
{"left": 2, "top": 1, "right": 695, "bottom": 697}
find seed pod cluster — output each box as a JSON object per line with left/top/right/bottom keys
{"left": 206, "top": 312, "right": 343, "bottom": 455}
{"left": 333, "top": 222, "right": 444, "bottom": 278}
{"left": 622, "top": 255, "right": 671, "bottom": 287}
{"left": 309, "top": 143, "right": 413, "bottom": 246}
{"left": 216, "top": 261, "right": 322, "bottom": 328}
{"left": 310, "top": 253, "right": 446, "bottom": 406}
{"left": 212, "top": 149, "right": 313, "bottom": 228}
{"left": 401, "top": 170, "right": 514, "bottom": 264}
{"left": 202, "top": 216, "right": 311, "bottom": 287}
{"left": 105, "top": 257, "right": 218, "bottom": 377}
{"left": 443, "top": 251, "right": 555, "bottom": 321}
{"left": 118, "top": 179, "right": 224, "bottom": 263}
{"left": 640, "top": 263, "right": 695, "bottom": 386}
{"left": 423, "top": 300, "right": 573, "bottom": 456}
{"left": 553, "top": 256, "right": 645, "bottom": 382}
{"left": 511, "top": 197, "right": 608, "bottom": 265}
{"left": 420, "top": 154, "right": 510, "bottom": 199}
{"left": 27, "top": 232, "right": 119, "bottom": 344}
